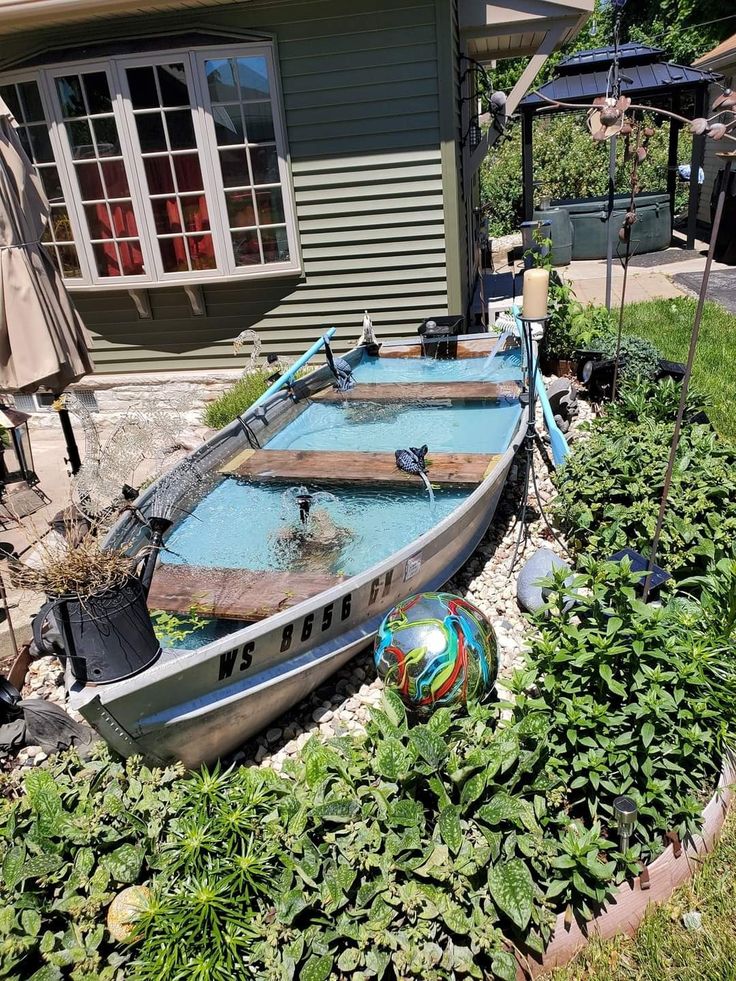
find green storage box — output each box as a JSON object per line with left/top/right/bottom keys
{"left": 532, "top": 207, "right": 572, "bottom": 266}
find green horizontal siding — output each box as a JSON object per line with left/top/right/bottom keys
{"left": 2, "top": 0, "right": 452, "bottom": 373}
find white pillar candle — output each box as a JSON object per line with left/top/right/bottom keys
{"left": 522, "top": 268, "right": 549, "bottom": 320}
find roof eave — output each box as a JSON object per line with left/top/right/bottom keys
{"left": 693, "top": 33, "right": 736, "bottom": 70}
{"left": 0, "top": 0, "right": 248, "bottom": 36}
{"left": 459, "top": 0, "right": 593, "bottom": 63}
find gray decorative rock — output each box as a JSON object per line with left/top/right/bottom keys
{"left": 517, "top": 548, "right": 572, "bottom": 612}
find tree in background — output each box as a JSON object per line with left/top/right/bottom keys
{"left": 621, "top": 0, "right": 733, "bottom": 67}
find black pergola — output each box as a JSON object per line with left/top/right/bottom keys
{"left": 519, "top": 43, "right": 722, "bottom": 248}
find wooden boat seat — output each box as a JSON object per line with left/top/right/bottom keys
{"left": 311, "top": 381, "right": 520, "bottom": 402}
{"left": 379, "top": 335, "right": 519, "bottom": 359}
{"left": 148, "top": 566, "right": 344, "bottom": 621}
{"left": 223, "top": 449, "right": 500, "bottom": 487}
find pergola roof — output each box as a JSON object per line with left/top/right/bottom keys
{"left": 521, "top": 42, "right": 720, "bottom": 109}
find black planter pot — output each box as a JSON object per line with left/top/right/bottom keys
{"left": 32, "top": 577, "right": 161, "bottom": 685}
{"left": 657, "top": 359, "right": 687, "bottom": 382}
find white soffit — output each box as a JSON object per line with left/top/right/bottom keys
{"left": 460, "top": 0, "right": 594, "bottom": 61}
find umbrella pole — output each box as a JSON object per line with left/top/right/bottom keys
{"left": 57, "top": 403, "right": 81, "bottom": 476}
{"left": 642, "top": 152, "right": 733, "bottom": 602}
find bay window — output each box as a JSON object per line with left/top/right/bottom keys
{"left": 0, "top": 44, "right": 299, "bottom": 287}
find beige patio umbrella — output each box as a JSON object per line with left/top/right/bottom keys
{"left": 0, "top": 95, "right": 92, "bottom": 472}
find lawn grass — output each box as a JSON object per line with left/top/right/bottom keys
{"left": 542, "top": 810, "right": 736, "bottom": 981}
{"left": 621, "top": 297, "right": 736, "bottom": 441}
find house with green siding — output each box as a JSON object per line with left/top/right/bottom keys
{"left": 0, "top": 0, "right": 590, "bottom": 414}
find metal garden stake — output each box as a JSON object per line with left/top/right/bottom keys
{"left": 642, "top": 151, "right": 734, "bottom": 602}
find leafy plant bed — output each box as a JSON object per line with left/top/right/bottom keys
{"left": 4, "top": 558, "right": 734, "bottom": 981}
{"left": 553, "top": 390, "right": 736, "bottom": 584}
{"left": 529, "top": 755, "right": 736, "bottom": 976}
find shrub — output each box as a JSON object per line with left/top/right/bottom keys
{"left": 541, "top": 286, "right": 617, "bottom": 362}
{"left": 135, "top": 701, "right": 568, "bottom": 979}
{"left": 553, "top": 417, "right": 736, "bottom": 582}
{"left": 514, "top": 557, "right": 736, "bottom": 866}
{"left": 607, "top": 376, "right": 711, "bottom": 426}
{"left": 132, "top": 766, "right": 287, "bottom": 980}
{"left": 595, "top": 333, "right": 661, "bottom": 382}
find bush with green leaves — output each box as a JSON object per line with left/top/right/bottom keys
{"left": 0, "top": 748, "right": 184, "bottom": 981}
{"left": 132, "top": 765, "right": 287, "bottom": 979}
{"left": 541, "top": 284, "right": 617, "bottom": 362}
{"left": 607, "top": 376, "right": 711, "bottom": 426}
{"left": 595, "top": 333, "right": 662, "bottom": 382}
{"left": 553, "top": 416, "right": 736, "bottom": 583}
{"left": 134, "top": 702, "right": 565, "bottom": 980}
{"left": 513, "top": 558, "right": 736, "bottom": 871}
{"left": 133, "top": 693, "right": 662, "bottom": 979}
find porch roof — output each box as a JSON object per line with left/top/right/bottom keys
{"left": 459, "top": 0, "right": 593, "bottom": 62}
{"left": 0, "top": 0, "right": 593, "bottom": 45}
{"left": 694, "top": 33, "right": 736, "bottom": 71}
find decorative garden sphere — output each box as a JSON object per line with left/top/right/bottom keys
{"left": 374, "top": 592, "right": 498, "bottom": 715}
{"left": 107, "top": 885, "right": 151, "bottom": 943}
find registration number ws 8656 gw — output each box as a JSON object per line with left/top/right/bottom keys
{"left": 217, "top": 592, "right": 354, "bottom": 682}
{"left": 214, "top": 559, "right": 411, "bottom": 683}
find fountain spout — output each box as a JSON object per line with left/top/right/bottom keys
{"left": 296, "top": 491, "right": 313, "bottom": 525}
{"left": 395, "top": 445, "right": 434, "bottom": 505}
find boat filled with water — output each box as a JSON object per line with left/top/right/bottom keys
{"left": 64, "top": 321, "right": 528, "bottom": 765}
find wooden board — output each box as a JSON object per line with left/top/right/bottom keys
{"left": 231, "top": 449, "right": 500, "bottom": 487}
{"left": 380, "top": 336, "right": 518, "bottom": 359}
{"left": 311, "top": 381, "right": 521, "bottom": 402}
{"left": 148, "top": 566, "right": 344, "bottom": 621}
{"left": 219, "top": 447, "right": 256, "bottom": 474}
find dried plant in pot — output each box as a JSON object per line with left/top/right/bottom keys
{"left": 16, "top": 536, "right": 161, "bottom": 686}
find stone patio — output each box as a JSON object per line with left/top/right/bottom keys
{"left": 492, "top": 231, "right": 732, "bottom": 308}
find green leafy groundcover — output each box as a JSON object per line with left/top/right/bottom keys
{"left": 0, "top": 752, "right": 185, "bottom": 980}
{"left": 3, "top": 561, "right": 734, "bottom": 981}
{"left": 553, "top": 401, "right": 736, "bottom": 584}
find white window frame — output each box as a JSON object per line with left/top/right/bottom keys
{"left": 0, "top": 42, "right": 301, "bottom": 290}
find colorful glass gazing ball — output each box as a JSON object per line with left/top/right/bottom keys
{"left": 374, "top": 592, "right": 498, "bottom": 715}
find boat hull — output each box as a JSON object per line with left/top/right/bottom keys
{"left": 71, "top": 335, "right": 525, "bottom": 766}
